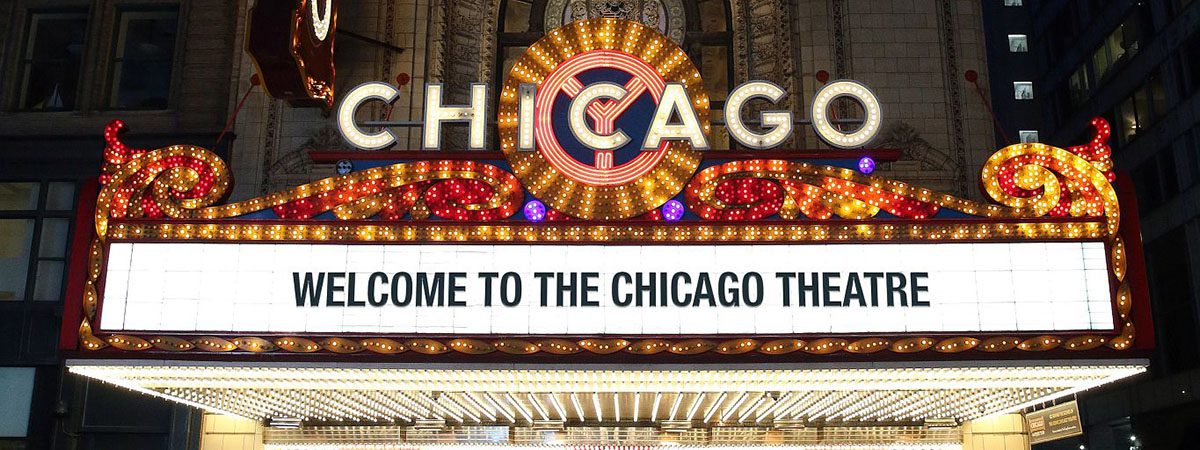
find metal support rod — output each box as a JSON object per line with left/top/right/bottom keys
{"left": 337, "top": 29, "right": 407, "bottom": 54}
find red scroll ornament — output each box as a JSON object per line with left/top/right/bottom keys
{"left": 95, "top": 120, "right": 522, "bottom": 240}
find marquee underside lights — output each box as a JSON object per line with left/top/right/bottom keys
{"left": 260, "top": 432, "right": 965, "bottom": 450}
{"left": 67, "top": 362, "right": 1147, "bottom": 425}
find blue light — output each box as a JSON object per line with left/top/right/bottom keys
{"left": 523, "top": 200, "right": 547, "bottom": 222}
{"left": 662, "top": 199, "right": 685, "bottom": 222}
{"left": 857, "top": 156, "right": 876, "bottom": 174}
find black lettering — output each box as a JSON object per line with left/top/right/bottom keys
{"left": 535, "top": 272, "right": 553, "bottom": 306}
{"left": 798, "top": 272, "right": 819, "bottom": 306}
{"left": 327, "top": 272, "right": 346, "bottom": 306}
{"left": 718, "top": 272, "right": 739, "bottom": 306}
{"left": 695, "top": 273, "right": 715, "bottom": 306}
{"left": 863, "top": 272, "right": 884, "bottom": 306}
{"left": 391, "top": 272, "right": 413, "bottom": 306}
{"left": 613, "top": 272, "right": 632, "bottom": 306}
{"left": 911, "top": 272, "right": 930, "bottom": 307}
{"left": 479, "top": 272, "right": 499, "bottom": 306}
{"left": 367, "top": 272, "right": 388, "bottom": 306}
{"left": 634, "top": 272, "right": 656, "bottom": 306}
{"left": 417, "top": 273, "right": 445, "bottom": 306}
{"left": 500, "top": 272, "right": 521, "bottom": 306}
{"left": 448, "top": 272, "right": 467, "bottom": 306}
{"left": 743, "top": 272, "right": 763, "bottom": 306}
{"left": 293, "top": 272, "right": 325, "bottom": 307}
{"left": 844, "top": 273, "right": 866, "bottom": 307}
{"left": 776, "top": 272, "right": 795, "bottom": 306}
{"left": 346, "top": 273, "right": 364, "bottom": 307}
{"left": 671, "top": 272, "right": 692, "bottom": 306}
{"left": 821, "top": 272, "right": 841, "bottom": 306}
{"left": 886, "top": 272, "right": 908, "bottom": 306}
{"left": 581, "top": 272, "right": 600, "bottom": 306}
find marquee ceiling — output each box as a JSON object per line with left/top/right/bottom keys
{"left": 69, "top": 360, "right": 1145, "bottom": 427}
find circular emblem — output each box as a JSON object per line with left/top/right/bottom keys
{"left": 497, "top": 19, "right": 709, "bottom": 220}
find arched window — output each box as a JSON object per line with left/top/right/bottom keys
{"left": 494, "top": 0, "right": 734, "bottom": 147}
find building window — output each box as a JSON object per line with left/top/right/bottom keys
{"left": 0, "top": 182, "right": 75, "bottom": 302}
{"left": 1018, "top": 130, "right": 1039, "bottom": 143}
{"left": 17, "top": 11, "right": 88, "bottom": 111}
{"left": 1004, "top": 0, "right": 1023, "bottom": 6}
{"left": 1115, "top": 73, "right": 1167, "bottom": 144}
{"left": 1067, "top": 65, "right": 1090, "bottom": 108}
{"left": 109, "top": 8, "right": 180, "bottom": 109}
{"left": 1013, "top": 81, "right": 1034, "bottom": 100}
{"left": 0, "top": 367, "right": 35, "bottom": 437}
{"left": 1092, "top": 11, "right": 1149, "bottom": 81}
{"left": 1007, "top": 34, "right": 1028, "bottom": 52}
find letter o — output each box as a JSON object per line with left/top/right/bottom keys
{"left": 810, "top": 80, "right": 883, "bottom": 149}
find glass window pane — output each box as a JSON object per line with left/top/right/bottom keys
{"left": 0, "top": 220, "right": 34, "bottom": 301}
{"left": 0, "top": 183, "right": 39, "bottom": 210}
{"left": 0, "top": 367, "right": 35, "bottom": 437}
{"left": 33, "top": 260, "right": 64, "bottom": 302}
{"left": 1133, "top": 86, "right": 1152, "bottom": 132}
{"left": 38, "top": 218, "right": 70, "bottom": 258}
{"left": 1008, "top": 35, "right": 1028, "bottom": 52}
{"left": 1014, "top": 82, "right": 1034, "bottom": 100}
{"left": 1093, "top": 45, "right": 1111, "bottom": 79}
{"left": 1119, "top": 96, "right": 1138, "bottom": 144}
{"left": 20, "top": 12, "right": 87, "bottom": 110}
{"left": 45, "top": 182, "right": 75, "bottom": 210}
{"left": 111, "top": 10, "right": 179, "bottom": 109}
{"left": 1149, "top": 75, "right": 1167, "bottom": 120}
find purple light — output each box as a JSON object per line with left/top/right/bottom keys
{"left": 661, "top": 199, "right": 685, "bottom": 222}
{"left": 523, "top": 200, "right": 547, "bottom": 222}
{"left": 857, "top": 156, "right": 876, "bottom": 174}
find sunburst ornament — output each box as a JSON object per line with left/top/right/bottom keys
{"left": 496, "top": 18, "right": 710, "bottom": 220}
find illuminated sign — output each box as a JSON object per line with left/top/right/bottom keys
{"left": 99, "top": 241, "right": 1114, "bottom": 336}
{"left": 71, "top": 20, "right": 1142, "bottom": 358}
{"left": 335, "top": 20, "right": 884, "bottom": 218}
{"left": 336, "top": 20, "right": 881, "bottom": 153}
{"left": 1026, "top": 401, "right": 1084, "bottom": 444}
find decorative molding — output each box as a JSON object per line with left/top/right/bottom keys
{"left": 936, "top": 0, "right": 970, "bottom": 196}
{"left": 830, "top": 0, "right": 852, "bottom": 78}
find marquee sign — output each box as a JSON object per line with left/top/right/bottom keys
{"left": 67, "top": 19, "right": 1147, "bottom": 359}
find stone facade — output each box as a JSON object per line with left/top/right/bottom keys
{"left": 221, "top": 0, "right": 996, "bottom": 201}
{"left": 0, "top": 0, "right": 238, "bottom": 137}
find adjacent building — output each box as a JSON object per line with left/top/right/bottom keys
{"left": 982, "top": 0, "right": 1200, "bottom": 448}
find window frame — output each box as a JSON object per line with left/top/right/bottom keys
{"left": 105, "top": 5, "right": 182, "bottom": 111}
{"left": 14, "top": 9, "right": 90, "bottom": 112}
{"left": 0, "top": 180, "right": 77, "bottom": 304}
{"left": 1006, "top": 34, "right": 1028, "bottom": 53}
{"left": 1013, "top": 81, "right": 1034, "bottom": 100}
